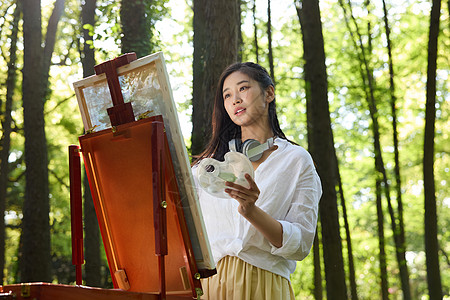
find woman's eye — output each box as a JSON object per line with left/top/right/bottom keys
{"left": 239, "top": 86, "right": 247, "bottom": 92}
{"left": 224, "top": 93, "right": 230, "bottom": 99}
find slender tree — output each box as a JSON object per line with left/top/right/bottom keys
{"left": 296, "top": 0, "right": 348, "bottom": 298}
{"left": 0, "top": 0, "right": 20, "bottom": 285}
{"left": 80, "top": 0, "right": 102, "bottom": 287}
{"left": 191, "top": 0, "right": 240, "bottom": 155}
{"left": 252, "top": 0, "right": 259, "bottom": 64}
{"left": 423, "top": 0, "right": 443, "bottom": 298}
{"left": 367, "top": 8, "right": 389, "bottom": 299}
{"left": 381, "top": 4, "right": 408, "bottom": 295}
{"left": 336, "top": 159, "right": 359, "bottom": 300}
{"left": 43, "top": 0, "right": 65, "bottom": 91}
{"left": 336, "top": 3, "right": 390, "bottom": 297}
{"left": 376, "top": 178, "right": 389, "bottom": 300}
{"left": 313, "top": 230, "right": 323, "bottom": 299}
{"left": 338, "top": 1, "right": 411, "bottom": 297}
{"left": 237, "top": 0, "right": 243, "bottom": 62}
{"left": 266, "top": 0, "right": 275, "bottom": 84}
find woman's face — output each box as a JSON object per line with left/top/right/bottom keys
{"left": 222, "top": 71, "right": 273, "bottom": 128}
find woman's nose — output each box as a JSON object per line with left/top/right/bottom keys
{"left": 233, "top": 94, "right": 242, "bottom": 105}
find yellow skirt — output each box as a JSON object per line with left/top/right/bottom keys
{"left": 200, "top": 256, "right": 295, "bottom": 300}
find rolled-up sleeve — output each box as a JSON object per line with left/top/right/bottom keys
{"left": 270, "top": 162, "right": 322, "bottom": 261}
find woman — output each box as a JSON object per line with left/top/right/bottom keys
{"left": 193, "top": 62, "right": 322, "bottom": 299}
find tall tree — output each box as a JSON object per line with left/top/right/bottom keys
{"left": 0, "top": 0, "right": 20, "bottom": 285}
{"left": 336, "top": 2, "right": 390, "bottom": 297}
{"left": 252, "top": 0, "right": 259, "bottom": 64}
{"left": 21, "top": 0, "right": 50, "bottom": 282}
{"left": 338, "top": 1, "right": 411, "bottom": 297}
{"left": 43, "top": 0, "right": 65, "bottom": 90}
{"left": 381, "top": 3, "right": 407, "bottom": 276}
{"left": 296, "top": 0, "right": 348, "bottom": 298}
{"left": 266, "top": 0, "right": 275, "bottom": 84}
{"left": 80, "top": 0, "right": 102, "bottom": 287}
{"left": 20, "top": 0, "right": 65, "bottom": 282}
{"left": 367, "top": 8, "right": 389, "bottom": 300}
{"left": 120, "top": 0, "right": 152, "bottom": 57}
{"left": 336, "top": 159, "right": 359, "bottom": 300}
{"left": 237, "top": 0, "right": 243, "bottom": 62}
{"left": 376, "top": 178, "right": 389, "bottom": 299}
{"left": 423, "top": 0, "right": 443, "bottom": 298}
{"left": 313, "top": 231, "right": 323, "bottom": 299}
{"left": 191, "top": 0, "right": 240, "bottom": 155}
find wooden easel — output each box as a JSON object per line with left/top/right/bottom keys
{"left": 68, "top": 54, "right": 204, "bottom": 299}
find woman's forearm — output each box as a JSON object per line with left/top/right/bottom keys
{"left": 240, "top": 205, "right": 283, "bottom": 248}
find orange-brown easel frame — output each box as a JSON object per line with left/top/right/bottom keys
{"left": 69, "top": 52, "right": 215, "bottom": 299}
{"left": 69, "top": 116, "right": 204, "bottom": 299}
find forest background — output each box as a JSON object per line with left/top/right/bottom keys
{"left": 0, "top": 0, "right": 448, "bottom": 299}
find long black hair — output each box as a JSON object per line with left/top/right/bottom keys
{"left": 193, "top": 62, "right": 289, "bottom": 164}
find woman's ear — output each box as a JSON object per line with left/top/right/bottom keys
{"left": 265, "top": 85, "right": 275, "bottom": 103}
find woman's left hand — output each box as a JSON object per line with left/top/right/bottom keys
{"left": 224, "top": 174, "right": 283, "bottom": 247}
{"left": 224, "top": 174, "right": 260, "bottom": 216}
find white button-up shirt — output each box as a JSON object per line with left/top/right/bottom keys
{"left": 193, "top": 138, "right": 322, "bottom": 280}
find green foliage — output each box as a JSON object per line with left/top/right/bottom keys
{"left": 291, "top": 254, "right": 316, "bottom": 299}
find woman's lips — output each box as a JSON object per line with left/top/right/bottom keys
{"left": 235, "top": 108, "right": 246, "bottom": 115}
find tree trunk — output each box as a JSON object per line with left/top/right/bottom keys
{"left": 83, "top": 173, "right": 102, "bottom": 286}
{"left": 21, "top": 0, "right": 51, "bottom": 282}
{"left": 447, "top": 0, "right": 450, "bottom": 34}
{"left": 423, "top": 0, "right": 443, "bottom": 298}
{"left": 381, "top": 3, "right": 409, "bottom": 298}
{"left": 266, "top": 0, "right": 275, "bottom": 84}
{"left": 21, "top": 0, "right": 65, "bottom": 282}
{"left": 296, "top": 1, "right": 348, "bottom": 298}
{"left": 336, "top": 160, "right": 358, "bottom": 300}
{"left": 0, "top": 0, "right": 21, "bottom": 285}
{"left": 252, "top": 0, "right": 259, "bottom": 64}
{"left": 338, "top": 1, "right": 411, "bottom": 297}
{"left": 43, "top": 0, "right": 65, "bottom": 91}
{"left": 82, "top": 0, "right": 96, "bottom": 78}
{"left": 376, "top": 179, "right": 389, "bottom": 300}
{"left": 81, "top": 0, "right": 102, "bottom": 287}
{"left": 120, "top": 0, "right": 152, "bottom": 57}
{"left": 313, "top": 229, "right": 323, "bottom": 300}
{"left": 191, "top": 0, "right": 240, "bottom": 155}
{"left": 237, "top": 0, "right": 243, "bottom": 62}
{"left": 364, "top": 3, "right": 411, "bottom": 296}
